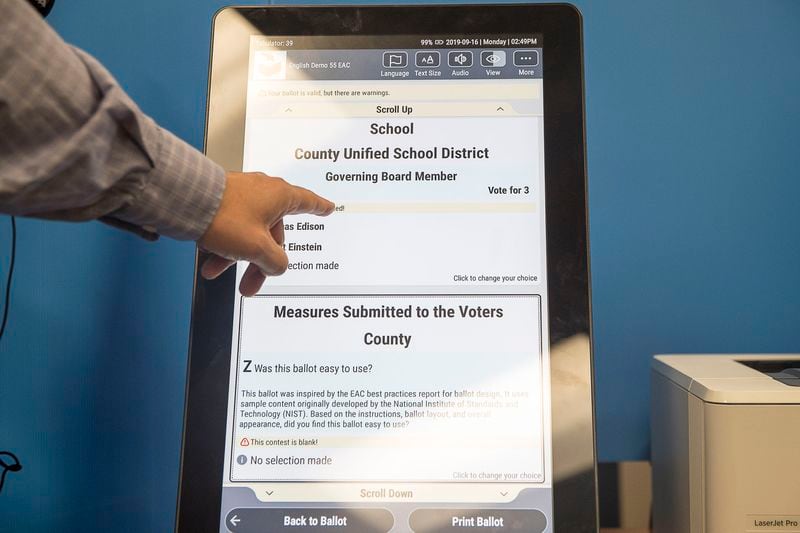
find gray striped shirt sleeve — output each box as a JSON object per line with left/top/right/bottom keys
{"left": 0, "top": 0, "right": 225, "bottom": 241}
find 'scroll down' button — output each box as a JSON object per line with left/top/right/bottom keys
{"left": 225, "top": 508, "right": 393, "bottom": 533}
{"left": 409, "top": 509, "right": 547, "bottom": 532}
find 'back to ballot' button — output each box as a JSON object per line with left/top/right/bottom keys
{"left": 225, "top": 508, "right": 393, "bottom": 532}
{"left": 409, "top": 509, "right": 547, "bottom": 532}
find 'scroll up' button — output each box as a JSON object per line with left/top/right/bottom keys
{"left": 409, "top": 509, "right": 547, "bottom": 532}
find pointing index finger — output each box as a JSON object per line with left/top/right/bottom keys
{"left": 286, "top": 184, "right": 336, "bottom": 216}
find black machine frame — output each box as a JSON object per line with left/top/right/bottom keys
{"left": 177, "top": 4, "right": 596, "bottom": 532}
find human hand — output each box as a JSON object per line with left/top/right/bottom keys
{"left": 197, "top": 171, "right": 334, "bottom": 296}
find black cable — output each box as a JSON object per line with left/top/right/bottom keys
{"left": 0, "top": 216, "right": 20, "bottom": 495}
{"left": 0, "top": 216, "right": 16, "bottom": 342}
{"left": 0, "top": 452, "right": 22, "bottom": 494}
{"left": 3, "top": 0, "right": 53, "bottom": 497}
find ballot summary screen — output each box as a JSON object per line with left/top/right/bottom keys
{"left": 219, "top": 35, "right": 554, "bottom": 533}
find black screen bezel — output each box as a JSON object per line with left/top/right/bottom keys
{"left": 177, "top": 4, "right": 595, "bottom": 532}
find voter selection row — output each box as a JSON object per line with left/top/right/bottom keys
{"left": 280, "top": 222, "right": 326, "bottom": 257}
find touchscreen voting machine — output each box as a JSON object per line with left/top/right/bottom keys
{"left": 178, "top": 5, "right": 596, "bottom": 533}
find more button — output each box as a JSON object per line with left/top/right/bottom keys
{"left": 225, "top": 508, "right": 393, "bottom": 532}
{"left": 409, "top": 509, "right": 547, "bottom": 532}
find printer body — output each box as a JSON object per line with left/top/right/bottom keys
{"left": 651, "top": 354, "right": 800, "bottom": 533}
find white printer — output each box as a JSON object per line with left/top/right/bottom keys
{"left": 651, "top": 354, "right": 800, "bottom": 533}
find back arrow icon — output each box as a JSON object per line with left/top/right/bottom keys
{"left": 230, "top": 515, "right": 241, "bottom": 527}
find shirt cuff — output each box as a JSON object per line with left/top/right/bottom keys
{"left": 114, "top": 122, "right": 226, "bottom": 241}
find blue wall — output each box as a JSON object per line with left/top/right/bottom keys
{"left": 1, "top": 0, "right": 799, "bottom": 530}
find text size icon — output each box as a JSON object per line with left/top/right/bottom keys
{"left": 382, "top": 51, "right": 408, "bottom": 68}
{"left": 448, "top": 50, "right": 473, "bottom": 68}
{"left": 415, "top": 51, "right": 440, "bottom": 68}
{"left": 513, "top": 50, "right": 540, "bottom": 67}
{"left": 480, "top": 50, "right": 506, "bottom": 67}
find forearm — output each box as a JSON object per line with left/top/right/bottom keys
{"left": 0, "top": 0, "right": 224, "bottom": 240}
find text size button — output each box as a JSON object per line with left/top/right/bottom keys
{"left": 409, "top": 509, "right": 547, "bottom": 532}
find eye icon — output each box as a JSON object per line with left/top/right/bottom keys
{"left": 480, "top": 50, "right": 507, "bottom": 67}
{"left": 0, "top": 451, "right": 22, "bottom": 494}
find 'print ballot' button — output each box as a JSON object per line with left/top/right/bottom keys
{"left": 409, "top": 509, "right": 547, "bottom": 532}
{"left": 225, "top": 508, "right": 394, "bottom": 532}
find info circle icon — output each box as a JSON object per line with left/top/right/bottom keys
{"left": 236, "top": 455, "right": 248, "bottom": 465}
